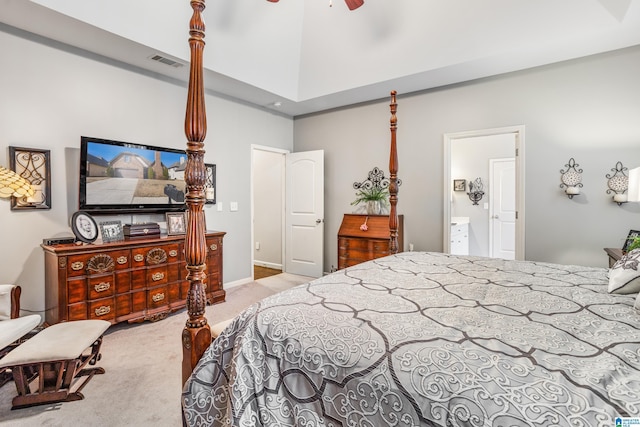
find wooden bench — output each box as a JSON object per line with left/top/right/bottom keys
{"left": 0, "top": 319, "right": 110, "bottom": 409}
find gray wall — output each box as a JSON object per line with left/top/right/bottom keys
{"left": 0, "top": 28, "right": 293, "bottom": 317}
{"left": 294, "top": 45, "right": 640, "bottom": 271}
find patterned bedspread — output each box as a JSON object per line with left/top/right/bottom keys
{"left": 182, "top": 252, "right": 640, "bottom": 426}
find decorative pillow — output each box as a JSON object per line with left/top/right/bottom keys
{"left": 609, "top": 249, "right": 640, "bottom": 294}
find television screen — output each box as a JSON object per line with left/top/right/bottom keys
{"left": 79, "top": 136, "right": 187, "bottom": 213}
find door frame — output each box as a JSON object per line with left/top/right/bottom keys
{"left": 443, "top": 125, "right": 525, "bottom": 260}
{"left": 250, "top": 144, "right": 289, "bottom": 280}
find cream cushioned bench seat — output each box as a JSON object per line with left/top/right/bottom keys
{"left": 0, "top": 319, "right": 110, "bottom": 409}
{"left": 0, "top": 315, "right": 40, "bottom": 351}
{"left": 211, "top": 318, "right": 233, "bottom": 339}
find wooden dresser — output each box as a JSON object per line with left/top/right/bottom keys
{"left": 338, "top": 214, "right": 404, "bottom": 269}
{"left": 42, "top": 231, "right": 225, "bottom": 325}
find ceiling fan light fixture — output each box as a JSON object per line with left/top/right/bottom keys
{"left": 265, "top": 0, "right": 364, "bottom": 10}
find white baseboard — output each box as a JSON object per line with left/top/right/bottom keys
{"left": 224, "top": 276, "right": 253, "bottom": 289}
{"left": 253, "top": 260, "right": 283, "bottom": 270}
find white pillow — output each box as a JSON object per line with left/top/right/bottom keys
{"left": 609, "top": 249, "right": 640, "bottom": 294}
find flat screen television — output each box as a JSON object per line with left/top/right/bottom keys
{"left": 79, "top": 136, "right": 187, "bottom": 213}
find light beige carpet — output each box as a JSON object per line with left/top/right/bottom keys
{"left": 0, "top": 273, "right": 312, "bottom": 426}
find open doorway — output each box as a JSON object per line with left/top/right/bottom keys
{"left": 251, "top": 146, "right": 287, "bottom": 280}
{"left": 443, "top": 126, "right": 525, "bottom": 260}
{"left": 251, "top": 146, "right": 325, "bottom": 280}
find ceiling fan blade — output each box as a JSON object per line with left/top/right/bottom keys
{"left": 344, "top": 0, "right": 364, "bottom": 10}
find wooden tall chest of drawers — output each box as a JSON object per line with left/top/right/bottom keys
{"left": 338, "top": 214, "right": 404, "bottom": 269}
{"left": 42, "top": 231, "right": 225, "bottom": 325}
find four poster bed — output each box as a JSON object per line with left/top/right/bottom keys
{"left": 179, "top": 2, "right": 640, "bottom": 425}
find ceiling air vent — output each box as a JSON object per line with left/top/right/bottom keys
{"left": 149, "top": 54, "right": 184, "bottom": 68}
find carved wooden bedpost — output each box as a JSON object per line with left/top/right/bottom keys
{"left": 388, "top": 91, "right": 399, "bottom": 254}
{"left": 182, "top": 0, "right": 212, "bottom": 385}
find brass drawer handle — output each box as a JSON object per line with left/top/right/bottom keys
{"left": 152, "top": 292, "right": 165, "bottom": 302}
{"left": 95, "top": 305, "right": 111, "bottom": 317}
{"left": 169, "top": 250, "right": 178, "bottom": 257}
{"left": 152, "top": 272, "right": 165, "bottom": 281}
{"left": 117, "top": 256, "right": 128, "bottom": 264}
{"left": 210, "top": 243, "right": 217, "bottom": 251}
{"left": 95, "top": 282, "right": 111, "bottom": 293}
{"left": 134, "top": 254, "right": 144, "bottom": 262}
{"left": 71, "top": 261, "right": 84, "bottom": 271}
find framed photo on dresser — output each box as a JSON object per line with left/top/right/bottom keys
{"left": 166, "top": 212, "right": 187, "bottom": 235}
{"left": 71, "top": 211, "right": 98, "bottom": 243}
{"left": 99, "top": 221, "right": 124, "bottom": 243}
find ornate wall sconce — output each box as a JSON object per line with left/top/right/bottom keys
{"left": 560, "top": 158, "right": 583, "bottom": 199}
{"left": 606, "top": 161, "right": 628, "bottom": 205}
{"left": 467, "top": 177, "right": 484, "bottom": 205}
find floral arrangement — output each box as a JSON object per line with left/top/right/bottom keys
{"left": 351, "top": 186, "right": 389, "bottom": 214}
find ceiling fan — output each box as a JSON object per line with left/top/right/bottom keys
{"left": 266, "top": 0, "right": 364, "bottom": 11}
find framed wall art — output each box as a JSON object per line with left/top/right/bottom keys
{"left": 9, "top": 146, "right": 51, "bottom": 210}
{"left": 453, "top": 179, "right": 466, "bottom": 192}
{"left": 99, "top": 220, "right": 125, "bottom": 243}
{"left": 205, "top": 163, "right": 216, "bottom": 204}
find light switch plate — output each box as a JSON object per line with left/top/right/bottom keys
{"left": 217, "top": 202, "right": 223, "bottom": 212}
{"left": 230, "top": 201, "right": 238, "bottom": 211}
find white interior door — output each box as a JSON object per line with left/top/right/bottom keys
{"left": 490, "top": 158, "right": 516, "bottom": 259}
{"left": 285, "top": 150, "right": 324, "bottom": 277}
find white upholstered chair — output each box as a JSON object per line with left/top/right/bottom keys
{"left": 0, "top": 284, "right": 41, "bottom": 386}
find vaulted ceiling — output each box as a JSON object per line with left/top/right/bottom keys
{"left": 1, "top": 0, "right": 639, "bottom": 116}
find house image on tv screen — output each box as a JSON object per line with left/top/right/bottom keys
{"left": 85, "top": 142, "right": 186, "bottom": 205}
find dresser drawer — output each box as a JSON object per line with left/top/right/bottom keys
{"left": 67, "top": 250, "right": 129, "bottom": 277}
{"left": 67, "top": 254, "right": 92, "bottom": 277}
{"left": 89, "top": 297, "right": 116, "bottom": 321}
{"left": 88, "top": 274, "right": 115, "bottom": 300}
{"left": 147, "top": 266, "right": 168, "bottom": 285}
{"left": 339, "top": 237, "right": 368, "bottom": 251}
{"left": 147, "top": 286, "right": 168, "bottom": 309}
{"left": 165, "top": 244, "right": 180, "bottom": 262}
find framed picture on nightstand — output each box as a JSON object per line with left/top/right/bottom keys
{"left": 622, "top": 229, "right": 640, "bottom": 253}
